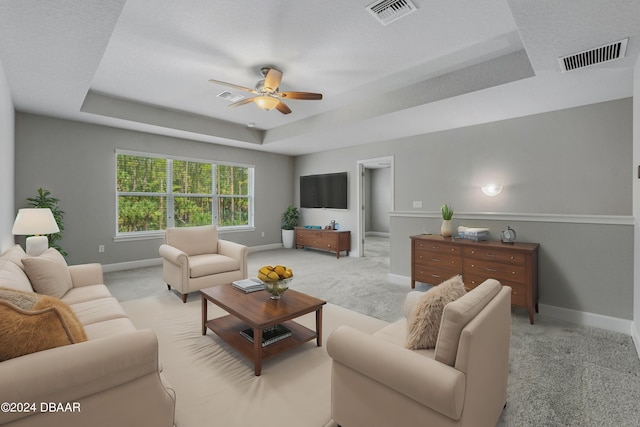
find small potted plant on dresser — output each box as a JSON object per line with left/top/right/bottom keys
{"left": 281, "top": 205, "right": 299, "bottom": 249}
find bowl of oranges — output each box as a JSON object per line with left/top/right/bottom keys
{"left": 258, "top": 265, "right": 294, "bottom": 299}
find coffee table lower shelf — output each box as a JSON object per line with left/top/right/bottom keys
{"left": 204, "top": 315, "right": 318, "bottom": 368}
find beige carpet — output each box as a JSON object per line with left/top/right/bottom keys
{"left": 121, "top": 292, "right": 388, "bottom": 427}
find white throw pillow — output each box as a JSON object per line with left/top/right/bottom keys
{"left": 22, "top": 248, "right": 72, "bottom": 299}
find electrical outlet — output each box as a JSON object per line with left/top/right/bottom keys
{"left": 261, "top": 232, "right": 265, "bottom": 237}
{"left": 412, "top": 200, "right": 422, "bottom": 208}
{"left": 98, "top": 245, "right": 105, "bottom": 253}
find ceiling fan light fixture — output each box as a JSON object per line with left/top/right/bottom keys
{"left": 255, "top": 95, "right": 279, "bottom": 111}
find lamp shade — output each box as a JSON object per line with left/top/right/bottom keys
{"left": 12, "top": 208, "right": 60, "bottom": 235}
{"left": 254, "top": 95, "right": 279, "bottom": 111}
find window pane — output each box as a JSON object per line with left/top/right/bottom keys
{"left": 118, "top": 196, "right": 166, "bottom": 232}
{"left": 218, "top": 197, "right": 248, "bottom": 226}
{"left": 117, "top": 155, "right": 166, "bottom": 193}
{"left": 174, "top": 197, "right": 213, "bottom": 227}
{"left": 173, "top": 160, "right": 212, "bottom": 194}
{"left": 217, "top": 165, "right": 248, "bottom": 195}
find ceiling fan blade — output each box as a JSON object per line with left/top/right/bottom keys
{"left": 263, "top": 68, "right": 283, "bottom": 92}
{"left": 208, "top": 79, "right": 256, "bottom": 94}
{"left": 279, "top": 91, "right": 323, "bottom": 100}
{"left": 228, "top": 98, "right": 255, "bottom": 108}
{"left": 275, "top": 101, "right": 292, "bottom": 114}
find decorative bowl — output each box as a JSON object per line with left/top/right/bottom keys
{"left": 263, "top": 278, "right": 292, "bottom": 299}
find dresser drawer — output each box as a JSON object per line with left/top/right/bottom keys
{"left": 464, "top": 275, "right": 527, "bottom": 307}
{"left": 414, "top": 251, "right": 462, "bottom": 270}
{"left": 414, "top": 240, "right": 461, "bottom": 256}
{"left": 464, "top": 247, "right": 526, "bottom": 266}
{"left": 414, "top": 265, "right": 462, "bottom": 285}
{"left": 463, "top": 259, "right": 526, "bottom": 284}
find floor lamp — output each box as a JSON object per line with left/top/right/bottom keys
{"left": 12, "top": 208, "right": 60, "bottom": 256}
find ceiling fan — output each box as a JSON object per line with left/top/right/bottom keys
{"left": 209, "top": 67, "right": 322, "bottom": 115}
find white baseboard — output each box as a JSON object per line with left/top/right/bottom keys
{"left": 538, "top": 303, "right": 634, "bottom": 336}
{"left": 365, "top": 231, "right": 390, "bottom": 237}
{"left": 631, "top": 322, "right": 640, "bottom": 358}
{"left": 103, "top": 257, "right": 162, "bottom": 273}
{"left": 388, "top": 273, "right": 635, "bottom": 337}
{"left": 103, "top": 244, "right": 284, "bottom": 272}
{"left": 248, "top": 243, "right": 283, "bottom": 252}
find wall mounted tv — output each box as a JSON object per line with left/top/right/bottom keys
{"left": 300, "top": 172, "right": 348, "bottom": 209}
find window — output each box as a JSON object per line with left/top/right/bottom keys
{"left": 116, "top": 151, "right": 253, "bottom": 237}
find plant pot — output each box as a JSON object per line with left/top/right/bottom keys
{"left": 440, "top": 220, "right": 453, "bottom": 237}
{"left": 282, "top": 229, "right": 295, "bottom": 249}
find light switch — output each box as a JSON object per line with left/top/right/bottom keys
{"left": 412, "top": 200, "right": 422, "bottom": 208}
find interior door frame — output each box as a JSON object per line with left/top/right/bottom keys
{"left": 356, "top": 156, "right": 395, "bottom": 257}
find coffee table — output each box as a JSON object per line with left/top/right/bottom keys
{"left": 200, "top": 284, "right": 326, "bottom": 376}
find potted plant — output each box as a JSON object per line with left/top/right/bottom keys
{"left": 440, "top": 204, "right": 453, "bottom": 237}
{"left": 27, "top": 188, "right": 67, "bottom": 256}
{"left": 281, "top": 205, "right": 299, "bottom": 249}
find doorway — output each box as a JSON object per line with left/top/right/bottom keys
{"left": 356, "top": 156, "right": 394, "bottom": 257}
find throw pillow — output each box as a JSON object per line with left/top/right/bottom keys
{"left": 0, "top": 287, "right": 87, "bottom": 362}
{"left": 0, "top": 244, "right": 27, "bottom": 269}
{"left": 405, "top": 275, "right": 467, "bottom": 350}
{"left": 22, "top": 248, "right": 72, "bottom": 299}
{"left": 0, "top": 259, "right": 33, "bottom": 292}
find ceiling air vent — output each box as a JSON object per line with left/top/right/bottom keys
{"left": 367, "top": 0, "right": 417, "bottom": 26}
{"left": 217, "top": 91, "right": 244, "bottom": 103}
{"left": 558, "top": 38, "right": 628, "bottom": 72}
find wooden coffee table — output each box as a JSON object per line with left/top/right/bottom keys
{"left": 200, "top": 284, "right": 326, "bottom": 376}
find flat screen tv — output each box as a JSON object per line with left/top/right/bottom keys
{"left": 300, "top": 172, "right": 348, "bottom": 209}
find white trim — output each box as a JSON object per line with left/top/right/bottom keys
{"left": 366, "top": 231, "right": 390, "bottom": 237}
{"left": 248, "top": 243, "right": 284, "bottom": 252}
{"left": 539, "top": 303, "right": 634, "bottom": 335}
{"left": 390, "top": 211, "right": 634, "bottom": 225}
{"left": 387, "top": 273, "right": 635, "bottom": 337}
{"left": 103, "top": 257, "right": 162, "bottom": 273}
{"left": 630, "top": 322, "right": 640, "bottom": 359}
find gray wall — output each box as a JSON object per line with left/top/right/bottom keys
{"left": 14, "top": 113, "right": 294, "bottom": 265}
{"left": 294, "top": 98, "right": 634, "bottom": 320}
{"left": 0, "top": 61, "right": 14, "bottom": 253}
{"left": 634, "top": 56, "right": 640, "bottom": 341}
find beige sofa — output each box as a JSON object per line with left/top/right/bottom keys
{"left": 327, "top": 279, "right": 511, "bottom": 427}
{"left": 0, "top": 245, "right": 176, "bottom": 427}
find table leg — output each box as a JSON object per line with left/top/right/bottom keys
{"left": 254, "top": 328, "right": 263, "bottom": 376}
{"left": 316, "top": 307, "right": 323, "bottom": 347}
{"left": 201, "top": 296, "right": 207, "bottom": 335}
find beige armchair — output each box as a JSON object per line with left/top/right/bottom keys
{"left": 159, "top": 225, "right": 248, "bottom": 302}
{"left": 327, "top": 279, "right": 511, "bottom": 427}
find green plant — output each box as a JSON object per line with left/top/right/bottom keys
{"left": 27, "top": 188, "right": 67, "bottom": 256}
{"left": 441, "top": 204, "right": 454, "bottom": 220}
{"left": 281, "top": 205, "right": 299, "bottom": 230}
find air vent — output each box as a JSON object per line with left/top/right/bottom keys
{"left": 558, "top": 38, "right": 628, "bottom": 72}
{"left": 217, "top": 91, "right": 244, "bottom": 102}
{"left": 367, "top": 0, "right": 417, "bottom": 26}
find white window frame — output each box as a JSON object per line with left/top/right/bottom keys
{"left": 115, "top": 150, "right": 255, "bottom": 241}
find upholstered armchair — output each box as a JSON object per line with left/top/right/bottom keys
{"left": 326, "top": 279, "right": 511, "bottom": 427}
{"left": 159, "top": 225, "right": 248, "bottom": 302}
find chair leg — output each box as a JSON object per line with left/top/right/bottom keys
{"left": 167, "top": 284, "right": 171, "bottom": 290}
{"left": 182, "top": 293, "right": 188, "bottom": 303}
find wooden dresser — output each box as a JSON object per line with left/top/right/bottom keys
{"left": 295, "top": 227, "right": 351, "bottom": 259}
{"left": 410, "top": 235, "right": 539, "bottom": 324}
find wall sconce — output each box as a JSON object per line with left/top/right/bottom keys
{"left": 12, "top": 208, "right": 60, "bottom": 256}
{"left": 481, "top": 184, "right": 503, "bottom": 197}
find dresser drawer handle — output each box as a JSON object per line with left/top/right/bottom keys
{"left": 431, "top": 245, "right": 439, "bottom": 249}
{"left": 510, "top": 256, "right": 515, "bottom": 260}
{"left": 431, "top": 258, "right": 440, "bottom": 262}
{"left": 487, "top": 253, "right": 496, "bottom": 258}
{"left": 431, "top": 274, "right": 441, "bottom": 278}
{"left": 486, "top": 267, "right": 498, "bottom": 272}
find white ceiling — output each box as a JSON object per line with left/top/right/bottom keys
{"left": 0, "top": 0, "right": 638, "bottom": 155}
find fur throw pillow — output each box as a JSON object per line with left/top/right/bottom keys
{"left": 405, "top": 275, "right": 467, "bottom": 350}
{"left": 0, "top": 287, "right": 87, "bottom": 362}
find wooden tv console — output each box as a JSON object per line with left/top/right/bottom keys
{"left": 410, "top": 235, "right": 539, "bottom": 324}
{"left": 295, "top": 227, "right": 351, "bottom": 259}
